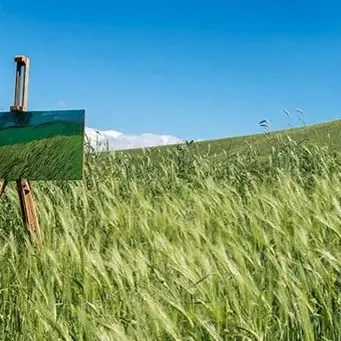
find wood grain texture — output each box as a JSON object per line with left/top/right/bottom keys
{"left": 0, "top": 180, "right": 7, "bottom": 197}
{"left": 16, "top": 179, "right": 42, "bottom": 246}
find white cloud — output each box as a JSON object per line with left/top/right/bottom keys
{"left": 85, "top": 127, "right": 184, "bottom": 151}
{"left": 56, "top": 101, "right": 66, "bottom": 108}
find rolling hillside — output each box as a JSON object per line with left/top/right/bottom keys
{"left": 117, "top": 119, "right": 341, "bottom": 159}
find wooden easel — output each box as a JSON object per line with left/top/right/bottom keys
{"left": 0, "top": 56, "right": 41, "bottom": 245}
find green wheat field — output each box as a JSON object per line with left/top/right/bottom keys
{"left": 1, "top": 118, "right": 341, "bottom": 340}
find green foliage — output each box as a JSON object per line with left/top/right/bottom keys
{"left": 1, "top": 120, "right": 341, "bottom": 339}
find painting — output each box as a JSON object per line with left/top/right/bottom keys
{"left": 0, "top": 109, "right": 85, "bottom": 180}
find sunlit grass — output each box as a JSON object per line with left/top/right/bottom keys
{"left": 0, "top": 129, "right": 341, "bottom": 340}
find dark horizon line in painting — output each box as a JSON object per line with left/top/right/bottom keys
{"left": 0, "top": 120, "right": 83, "bottom": 131}
{"left": 0, "top": 121, "right": 84, "bottom": 148}
{"left": 0, "top": 109, "right": 85, "bottom": 130}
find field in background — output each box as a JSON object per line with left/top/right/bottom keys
{"left": 120, "top": 118, "right": 341, "bottom": 160}
{"left": 0, "top": 119, "right": 341, "bottom": 339}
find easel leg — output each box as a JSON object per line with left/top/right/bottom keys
{"left": 16, "top": 179, "right": 41, "bottom": 245}
{"left": 0, "top": 180, "right": 7, "bottom": 197}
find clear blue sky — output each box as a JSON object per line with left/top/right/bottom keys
{"left": 0, "top": 1, "right": 341, "bottom": 141}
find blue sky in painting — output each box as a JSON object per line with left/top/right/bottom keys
{"left": 0, "top": 110, "right": 85, "bottom": 129}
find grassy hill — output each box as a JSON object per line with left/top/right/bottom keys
{"left": 1, "top": 119, "right": 341, "bottom": 340}
{"left": 119, "top": 119, "right": 341, "bottom": 159}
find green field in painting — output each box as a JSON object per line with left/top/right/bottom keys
{"left": 0, "top": 135, "right": 84, "bottom": 180}
{"left": 0, "top": 121, "right": 84, "bottom": 180}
